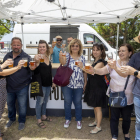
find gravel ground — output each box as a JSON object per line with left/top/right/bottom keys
{"left": 0, "top": 107, "right": 135, "bottom": 140}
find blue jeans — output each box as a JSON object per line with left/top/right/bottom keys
{"left": 7, "top": 85, "right": 29, "bottom": 123}
{"left": 61, "top": 86, "right": 83, "bottom": 121}
{"left": 134, "top": 95, "right": 140, "bottom": 140}
{"left": 35, "top": 86, "right": 51, "bottom": 119}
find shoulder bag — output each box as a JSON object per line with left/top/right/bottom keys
{"left": 109, "top": 75, "right": 130, "bottom": 107}
{"left": 53, "top": 54, "right": 73, "bottom": 87}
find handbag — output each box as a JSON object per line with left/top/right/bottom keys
{"left": 30, "top": 71, "right": 43, "bottom": 99}
{"left": 53, "top": 53, "right": 73, "bottom": 87}
{"left": 109, "top": 75, "right": 130, "bottom": 108}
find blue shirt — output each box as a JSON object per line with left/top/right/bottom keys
{"left": 3, "top": 50, "right": 32, "bottom": 93}
{"left": 65, "top": 53, "right": 85, "bottom": 89}
{"left": 52, "top": 46, "right": 61, "bottom": 63}
{"left": 128, "top": 52, "right": 140, "bottom": 96}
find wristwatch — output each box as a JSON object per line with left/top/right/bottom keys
{"left": 0, "top": 66, "right": 3, "bottom": 72}
{"left": 134, "top": 70, "right": 139, "bottom": 77}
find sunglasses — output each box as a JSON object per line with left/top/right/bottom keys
{"left": 71, "top": 45, "right": 79, "bottom": 48}
{"left": 57, "top": 39, "right": 62, "bottom": 41}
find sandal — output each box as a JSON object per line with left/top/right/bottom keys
{"left": 42, "top": 117, "right": 52, "bottom": 122}
{"left": 90, "top": 126, "right": 102, "bottom": 134}
{"left": 88, "top": 121, "right": 97, "bottom": 127}
{"left": 37, "top": 122, "right": 46, "bottom": 129}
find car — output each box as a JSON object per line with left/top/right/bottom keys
{"left": 0, "top": 48, "right": 10, "bottom": 53}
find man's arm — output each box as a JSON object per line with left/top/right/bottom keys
{"left": 50, "top": 42, "right": 56, "bottom": 55}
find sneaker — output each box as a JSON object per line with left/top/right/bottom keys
{"left": 5, "top": 120, "right": 15, "bottom": 128}
{"left": 77, "top": 121, "right": 82, "bottom": 129}
{"left": 64, "top": 120, "right": 71, "bottom": 128}
{"left": 18, "top": 123, "right": 25, "bottom": 131}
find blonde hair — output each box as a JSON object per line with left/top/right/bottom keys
{"left": 37, "top": 40, "right": 50, "bottom": 56}
{"left": 68, "top": 38, "right": 83, "bottom": 56}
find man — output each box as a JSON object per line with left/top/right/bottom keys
{"left": 63, "top": 37, "right": 73, "bottom": 53}
{"left": 50, "top": 35, "right": 63, "bottom": 63}
{"left": 3, "top": 37, "right": 31, "bottom": 131}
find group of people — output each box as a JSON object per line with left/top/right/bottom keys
{"left": 0, "top": 34, "right": 140, "bottom": 140}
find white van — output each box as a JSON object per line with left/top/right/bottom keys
{"left": 13, "top": 23, "right": 117, "bottom": 60}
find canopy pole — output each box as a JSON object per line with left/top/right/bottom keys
{"left": 116, "top": 23, "right": 119, "bottom": 60}
{"left": 21, "top": 23, "right": 24, "bottom": 51}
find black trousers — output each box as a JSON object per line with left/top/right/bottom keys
{"left": 110, "top": 104, "right": 134, "bottom": 139}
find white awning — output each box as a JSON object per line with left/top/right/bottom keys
{"left": 0, "top": 0, "right": 140, "bottom": 24}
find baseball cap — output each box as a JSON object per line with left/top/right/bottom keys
{"left": 55, "top": 35, "right": 62, "bottom": 39}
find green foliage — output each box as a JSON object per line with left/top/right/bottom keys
{"left": 0, "top": 19, "right": 14, "bottom": 40}
{"left": 88, "top": 16, "right": 140, "bottom": 52}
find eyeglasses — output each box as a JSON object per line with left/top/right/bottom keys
{"left": 57, "top": 39, "right": 62, "bottom": 41}
{"left": 71, "top": 45, "right": 79, "bottom": 48}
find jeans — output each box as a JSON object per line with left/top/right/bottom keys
{"left": 35, "top": 86, "right": 51, "bottom": 119}
{"left": 134, "top": 95, "right": 140, "bottom": 140}
{"left": 61, "top": 86, "right": 83, "bottom": 121}
{"left": 7, "top": 85, "right": 29, "bottom": 123}
{"left": 110, "top": 104, "right": 133, "bottom": 139}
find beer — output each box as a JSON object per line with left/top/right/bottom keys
{"left": 23, "top": 60, "right": 28, "bottom": 67}
{"left": 7, "top": 58, "right": 14, "bottom": 68}
{"left": 85, "top": 63, "right": 90, "bottom": 70}
{"left": 40, "top": 58, "right": 44, "bottom": 63}
{"left": 53, "top": 38, "right": 56, "bottom": 44}
{"left": 8, "top": 63, "right": 13, "bottom": 68}
{"left": 62, "top": 53, "right": 66, "bottom": 57}
{"left": 30, "top": 61, "right": 35, "bottom": 67}
{"left": 75, "top": 61, "right": 79, "bottom": 66}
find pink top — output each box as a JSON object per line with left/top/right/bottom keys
{"left": 106, "top": 61, "right": 135, "bottom": 105}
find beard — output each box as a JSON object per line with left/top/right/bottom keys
{"left": 13, "top": 48, "right": 21, "bottom": 53}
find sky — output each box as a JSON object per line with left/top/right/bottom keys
{"left": 0, "top": 32, "right": 13, "bottom": 42}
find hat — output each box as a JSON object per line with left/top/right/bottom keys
{"left": 133, "top": 31, "right": 140, "bottom": 43}
{"left": 55, "top": 35, "right": 62, "bottom": 39}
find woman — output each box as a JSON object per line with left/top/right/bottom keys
{"left": 81, "top": 43, "right": 107, "bottom": 134}
{"left": 87, "top": 44, "right": 135, "bottom": 140}
{"left": 59, "top": 38, "right": 87, "bottom": 129}
{"left": 0, "top": 59, "right": 24, "bottom": 140}
{"left": 30, "top": 40, "right": 55, "bottom": 129}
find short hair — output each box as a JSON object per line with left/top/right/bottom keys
{"left": 67, "top": 37, "right": 74, "bottom": 39}
{"left": 68, "top": 38, "right": 83, "bottom": 56}
{"left": 119, "top": 44, "right": 134, "bottom": 58}
{"left": 11, "top": 37, "right": 22, "bottom": 44}
{"left": 38, "top": 40, "right": 50, "bottom": 56}
{"left": 91, "top": 43, "right": 106, "bottom": 60}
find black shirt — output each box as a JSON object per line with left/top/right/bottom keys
{"left": 3, "top": 50, "right": 32, "bottom": 92}
{"left": 34, "top": 62, "right": 52, "bottom": 87}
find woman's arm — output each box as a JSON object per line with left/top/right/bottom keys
{"left": 107, "top": 60, "right": 127, "bottom": 77}
{"left": 0, "top": 60, "right": 24, "bottom": 76}
{"left": 59, "top": 51, "right": 66, "bottom": 65}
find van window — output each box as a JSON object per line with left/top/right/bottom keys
{"left": 83, "top": 34, "right": 94, "bottom": 44}
{"left": 83, "top": 33, "right": 108, "bottom": 51}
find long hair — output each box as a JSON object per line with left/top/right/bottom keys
{"left": 38, "top": 40, "right": 50, "bottom": 56}
{"left": 91, "top": 43, "right": 106, "bottom": 60}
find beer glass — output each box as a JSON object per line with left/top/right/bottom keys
{"left": 22, "top": 58, "right": 28, "bottom": 67}
{"left": 61, "top": 48, "right": 66, "bottom": 57}
{"left": 75, "top": 57, "right": 81, "bottom": 66}
{"left": 85, "top": 60, "right": 91, "bottom": 70}
{"left": 53, "top": 38, "right": 56, "bottom": 44}
{"left": 8, "top": 58, "right": 14, "bottom": 68}
{"left": 107, "top": 52, "right": 113, "bottom": 60}
{"left": 30, "top": 58, "right": 36, "bottom": 67}
{"left": 40, "top": 54, "right": 44, "bottom": 63}
{"left": 62, "top": 40, "right": 66, "bottom": 45}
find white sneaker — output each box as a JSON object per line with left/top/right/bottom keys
{"left": 77, "top": 121, "right": 82, "bottom": 129}
{"left": 64, "top": 120, "right": 71, "bottom": 128}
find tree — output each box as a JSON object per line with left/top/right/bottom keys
{"left": 0, "top": 19, "right": 15, "bottom": 40}
{"left": 88, "top": 16, "right": 140, "bottom": 52}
